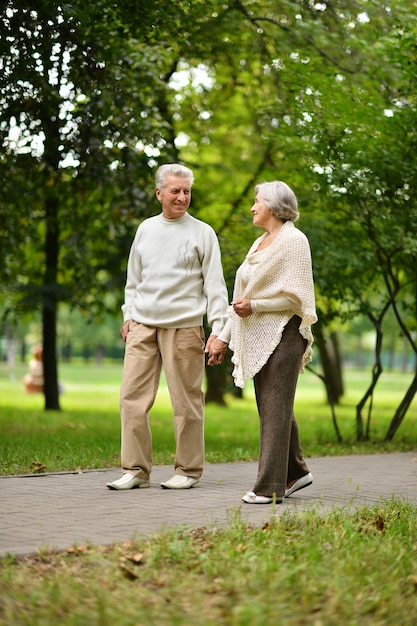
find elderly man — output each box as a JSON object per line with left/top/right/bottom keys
{"left": 107, "top": 163, "right": 228, "bottom": 491}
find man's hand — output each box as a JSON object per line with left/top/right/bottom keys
{"left": 120, "top": 320, "right": 130, "bottom": 342}
{"left": 206, "top": 337, "right": 228, "bottom": 366}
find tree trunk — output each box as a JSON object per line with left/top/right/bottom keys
{"left": 42, "top": 300, "right": 60, "bottom": 410}
{"left": 306, "top": 364, "right": 343, "bottom": 442}
{"left": 355, "top": 311, "right": 386, "bottom": 440}
{"left": 385, "top": 364, "right": 417, "bottom": 440}
{"left": 205, "top": 359, "right": 230, "bottom": 405}
{"left": 385, "top": 297, "right": 417, "bottom": 438}
{"left": 42, "top": 194, "right": 60, "bottom": 410}
{"left": 329, "top": 331, "right": 344, "bottom": 398}
{"left": 355, "top": 362, "right": 382, "bottom": 441}
{"left": 314, "top": 321, "right": 344, "bottom": 405}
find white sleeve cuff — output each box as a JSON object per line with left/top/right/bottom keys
{"left": 217, "top": 318, "right": 231, "bottom": 343}
{"left": 251, "top": 295, "right": 294, "bottom": 313}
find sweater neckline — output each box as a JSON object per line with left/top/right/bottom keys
{"left": 158, "top": 213, "right": 190, "bottom": 224}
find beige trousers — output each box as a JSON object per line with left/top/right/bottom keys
{"left": 119, "top": 322, "right": 205, "bottom": 481}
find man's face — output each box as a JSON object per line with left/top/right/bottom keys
{"left": 156, "top": 175, "right": 191, "bottom": 219}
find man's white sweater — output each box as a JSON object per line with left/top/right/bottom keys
{"left": 122, "top": 213, "right": 228, "bottom": 334}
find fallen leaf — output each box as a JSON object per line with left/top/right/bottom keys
{"left": 120, "top": 564, "right": 140, "bottom": 580}
{"left": 125, "top": 552, "right": 144, "bottom": 564}
{"left": 31, "top": 460, "right": 47, "bottom": 473}
{"left": 66, "top": 545, "right": 88, "bottom": 554}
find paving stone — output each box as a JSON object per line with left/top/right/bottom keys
{"left": 0, "top": 452, "right": 416, "bottom": 556}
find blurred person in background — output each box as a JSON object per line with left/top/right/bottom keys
{"left": 23, "top": 344, "right": 44, "bottom": 393}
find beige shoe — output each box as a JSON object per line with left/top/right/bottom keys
{"left": 106, "top": 473, "right": 150, "bottom": 490}
{"left": 160, "top": 475, "right": 200, "bottom": 489}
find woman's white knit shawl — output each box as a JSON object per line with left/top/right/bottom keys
{"left": 229, "top": 221, "right": 317, "bottom": 388}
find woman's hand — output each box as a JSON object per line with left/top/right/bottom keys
{"left": 232, "top": 299, "right": 252, "bottom": 318}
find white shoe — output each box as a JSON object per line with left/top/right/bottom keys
{"left": 242, "top": 491, "right": 282, "bottom": 504}
{"left": 284, "top": 472, "right": 313, "bottom": 497}
{"left": 106, "top": 473, "right": 150, "bottom": 490}
{"left": 160, "top": 475, "right": 200, "bottom": 489}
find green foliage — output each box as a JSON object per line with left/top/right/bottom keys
{"left": 0, "top": 1, "right": 174, "bottom": 319}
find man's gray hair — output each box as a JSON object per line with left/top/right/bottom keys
{"left": 155, "top": 164, "right": 194, "bottom": 189}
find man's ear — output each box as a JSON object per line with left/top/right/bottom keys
{"left": 155, "top": 188, "right": 161, "bottom": 203}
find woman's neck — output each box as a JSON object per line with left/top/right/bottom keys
{"left": 264, "top": 218, "right": 285, "bottom": 239}
{"left": 256, "top": 220, "right": 285, "bottom": 251}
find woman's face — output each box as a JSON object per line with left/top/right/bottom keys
{"left": 250, "top": 193, "right": 272, "bottom": 229}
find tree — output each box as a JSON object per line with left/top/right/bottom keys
{"left": 2, "top": 0, "right": 417, "bottom": 439}
{"left": 0, "top": 1, "right": 182, "bottom": 407}
{"left": 170, "top": 0, "right": 383, "bottom": 409}
{"left": 295, "top": 3, "right": 417, "bottom": 439}
{"left": 173, "top": 0, "right": 417, "bottom": 438}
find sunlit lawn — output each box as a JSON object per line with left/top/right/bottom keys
{"left": 0, "top": 361, "right": 416, "bottom": 475}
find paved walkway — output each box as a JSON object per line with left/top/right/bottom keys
{"left": 1, "top": 452, "right": 416, "bottom": 557}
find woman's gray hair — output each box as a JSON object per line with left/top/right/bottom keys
{"left": 155, "top": 164, "right": 194, "bottom": 189}
{"left": 255, "top": 180, "right": 299, "bottom": 222}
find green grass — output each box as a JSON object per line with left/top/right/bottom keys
{"left": 1, "top": 501, "right": 416, "bottom": 625}
{"left": 0, "top": 362, "right": 416, "bottom": 476}
{"left": 1, "top": 362, "right": 416, "bottom": 625}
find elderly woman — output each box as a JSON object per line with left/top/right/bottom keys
{"left": 208, "top": 180, "right": 317, "bottom": 504}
